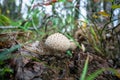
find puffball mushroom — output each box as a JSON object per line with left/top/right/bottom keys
{"left": 45, "top": 33, "right": 77, "bottom": 52}
{"left": 69, "top": 41, "right": 77, "bottom": 50}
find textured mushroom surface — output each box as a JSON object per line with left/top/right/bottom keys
{"left": 45, "top": 33, "right": 70, "bottom": 51}
{"left": 69, "top": 41, "right": 77, "bottom": 50}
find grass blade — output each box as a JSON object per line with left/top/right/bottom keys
{"left": 0, "top": 44, "right": 21, "bottom": 61}
{"left": 86, "top": 68, "right": 105, "bottom": 80}
{"left": 80, "top": 55, "right": 89, "bottom": 80}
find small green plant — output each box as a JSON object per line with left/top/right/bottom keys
{"left": 77, "top": 25, "right": 106, "bottom": 56}
{"left": 79, "top": 55, "right": 120, "bottom": 80}
{"left": 77, "top": 22, "right": 120, "bottom": 57}
{"left": 88, "top": 26, "right": 105, "bottom": 56}
{"left": 79, "top": 55, "right": 105, "bottom": 80}
{"left": 0, "top": 67, "right": 13, "bottom": 80}
{"left": 66, "top": 50, "right": 72, "bottom": 57}
{"left": 80, "top": 55, "right": 89, "bottom": 80}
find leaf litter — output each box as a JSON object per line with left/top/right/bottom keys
{"left": 0, "top": 32, "right": 120, "bottom": 80}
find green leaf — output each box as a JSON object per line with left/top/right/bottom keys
{"left": 104, "top": 0, "right": 114, "bottom": 2}
{"left": 86, "top": 68, "right": 120, "bottom": 80}
{"left": 0, "top": 67, "right": 13, "bottom": 76}
{"left": 11, "top": 20, "right": 22, "bottom": 26}
{"left": 80, "top": 55, "right": 89, "bottom": 80}
{"left": 58, "top": 0, "right": 66, "bottom": 2}
{"left": 0, "top": 44, "right": 21, "bottom": 61}
{"left": 90, "top": 26, "right": 96, "bottom": 36}
{"left": 108, "top": 68, "right": 120, "bottom": 78}
{"left": 0, "top": 15, "right": 11, "bottom": 26}
{"left": 112, "top": 4, "right": 120, "bottom": 9}
{"left": 24, "top": 21, "right": 32, "bottom": 29}
{"left": 94, "top": 46, "right": 102, "bottom": 54}
{"left": 86, "top": 68, "right": 105, "bottom": 80}
{"left": 66, "top": 50, "right": 72, "bottom": 57}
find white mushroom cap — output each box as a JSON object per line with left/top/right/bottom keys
{"left": 45, "top": 33, "right": 70, "bottom": 51}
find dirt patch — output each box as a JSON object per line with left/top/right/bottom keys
{"left": 9, "top": 47, "right": 119, "bottom": 80}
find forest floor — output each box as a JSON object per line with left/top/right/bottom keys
{"left": 0, "top": 32, "right": 120, "bottom": 80}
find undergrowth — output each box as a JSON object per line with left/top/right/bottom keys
{"left": 0, "top": 0, "right": 120, "bottom": 79}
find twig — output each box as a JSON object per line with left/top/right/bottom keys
{"left": 0, "top": 26, "right": 38, "bottom": 30}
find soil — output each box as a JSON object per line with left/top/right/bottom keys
{"left": 6, "top": 47, "right": 120, "bottom": 80}
{"left": 0, "top": 33, "right": 120, "bottom": 80}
